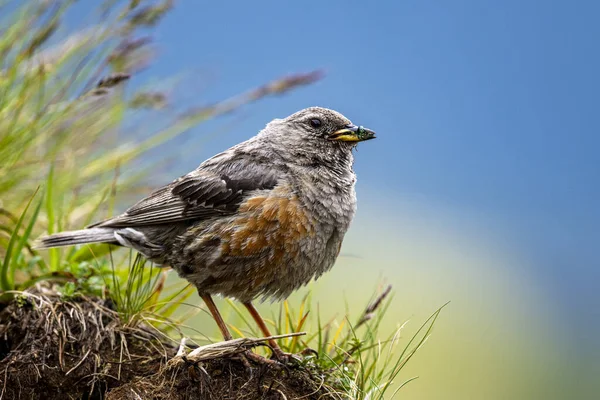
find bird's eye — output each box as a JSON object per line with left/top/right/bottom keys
{"left": 310, "top": 119, "right": 322, "bottom": 128}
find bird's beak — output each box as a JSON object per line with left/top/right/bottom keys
{"left": 329, "top": 124, "right": 376, "bottom": 142}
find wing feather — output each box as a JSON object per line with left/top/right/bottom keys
{"left": 89, "top": 153, "right": 280, "bottom": 228}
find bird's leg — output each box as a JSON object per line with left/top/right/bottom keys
{"left": 243, "top": 302, "right": 288, "bottom": 361}
{"left": 199, "top": 292, "right": 281, "bottom": 368}
{"left": 200, "top": 293, "right": 233, "bottom": 341}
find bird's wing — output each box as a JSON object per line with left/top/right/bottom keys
{"left": 89, "top": 154, "right": 281, "bottom": 228}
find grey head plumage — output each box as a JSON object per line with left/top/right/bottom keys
{"left": 255, "top": 107, "right": 375, "bottom": 167}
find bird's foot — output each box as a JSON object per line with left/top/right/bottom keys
{"left": 242, "top": 350, "right": 284, "bottom": 369}
{"left": 270, "top": 348, "right": 296, "bottom": 363}
{"left": 299, "top": 347, "right": 319, "bottom": 359}
{"left": 269, "top": 346, "right": 318, "bottom": 364}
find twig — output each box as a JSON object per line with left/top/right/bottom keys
{"left": 182, "top": 332, "right": 306, "bottom": 362}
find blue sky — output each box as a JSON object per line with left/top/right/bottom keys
{"left": 64, "top": 1, "right": 599, "bottom": 394}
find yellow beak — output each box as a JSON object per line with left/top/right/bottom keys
{"left": 329, "top": 125, "right": 376, "bottom": 142}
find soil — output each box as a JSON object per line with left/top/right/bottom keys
{"left": 0, "top": 289, "right": 339, "bottom": 400}
{"left": 107, "top": 357, "right": 329, "bottom": 400}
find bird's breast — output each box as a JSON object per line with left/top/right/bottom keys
{"left": 293, "top": 170, "right": 357, "bottom": 228}
{"left": 222, "top": 184, "right": 318, "bottom": 261}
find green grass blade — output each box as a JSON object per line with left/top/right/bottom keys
{"left": 1, "top": 187, "right": 40, "bottom": 291}
{"left": 44, "top": 165, "right": 60, "bottom": 270}
{"left": 10, "top": 188, "right": 45, "bottom": 284}
{"left": 379, "top": 302, "right": 449, "bottom": 396}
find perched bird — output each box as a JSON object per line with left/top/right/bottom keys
{"left": 36, "top": 107, "right": 375, "bottom": 362}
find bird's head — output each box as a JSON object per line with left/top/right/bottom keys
{"left": 283, "top": 106, "right": 375, "bottom": 143}
{"left": 258, "top": 107, "right": 375, "bottom": 167}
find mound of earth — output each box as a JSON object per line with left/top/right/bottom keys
{"left": 0, "top": 288, "right": 339, "bottom": 399}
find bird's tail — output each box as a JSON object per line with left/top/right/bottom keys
{"left": 34, "top": 228, "right": 117, "bottom": 249}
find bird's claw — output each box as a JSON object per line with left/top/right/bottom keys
{"left": 242, "top": 349, "right": 285, "bottom": 369}
{"left": 270, "top": 349, "right": 301, "bottom": 364}
{"left": 299, "top": 347, "right": 319, "bottom": 359}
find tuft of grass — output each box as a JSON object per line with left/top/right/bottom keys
{"left": 109, "top": 252, "right": 162, "bottom": 325}
{"left": 218, "top": 285, "right": 447, "bottom": 399}
{"left": 106, "top": 250, "right": 197, "bottom": 333}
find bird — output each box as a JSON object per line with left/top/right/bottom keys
{"left": 36, "top": 107, "right": 375, "bottom": 363}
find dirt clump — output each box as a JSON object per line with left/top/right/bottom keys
{"left": 0, "top": 289, "right": 339, "bottom": 399}
{"left": 107, "top": 356, "right": 331, "bottom": 400}
{"left": 0, "top": 288, "right": 172, "bottom": 399}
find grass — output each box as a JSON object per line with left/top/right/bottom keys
{"left": 0, "top": 1, "right": 444, "bottom": 398}
{"left": 219, "top": 286, "right": 448, "bottom": 399}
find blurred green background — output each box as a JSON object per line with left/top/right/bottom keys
{"left": 2, "top": 0, "right": 598, "bottom": 398}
